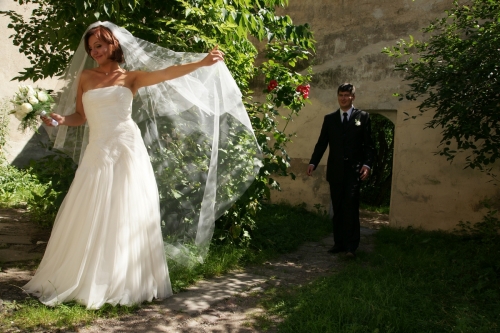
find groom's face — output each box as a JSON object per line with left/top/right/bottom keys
{"left": 337, "top": 91, "right": 355, "bottom": 111}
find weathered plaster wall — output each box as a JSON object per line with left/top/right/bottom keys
{"left": 271, "top": 0, "right": 499, "bottom": 230}
{"left": 0, "top": 0, "right": 57, "bottom": 166}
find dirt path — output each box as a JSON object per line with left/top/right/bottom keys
{"left": 0, "top": 208, "right": 388, "bottom": 332}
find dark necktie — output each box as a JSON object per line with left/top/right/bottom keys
{"left": 343, "top": 112, "right": 348, "bottom": 129}
{"left": 342, "top": 112, "right": 348, "bottom": 159}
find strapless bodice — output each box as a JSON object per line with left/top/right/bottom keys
{"left": 82, "top": 85, "right": 136, "bottom": 143}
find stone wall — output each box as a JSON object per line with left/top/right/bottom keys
{"left": 271, "top": 0, "right": 499, "bottom": 230}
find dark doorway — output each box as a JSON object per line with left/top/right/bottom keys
{"left": 360, "top": 111, "right": 395, "bottom": 208}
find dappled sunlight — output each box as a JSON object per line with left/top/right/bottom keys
{"left": 359, "top": 209, "right": 390, "bottom": 230}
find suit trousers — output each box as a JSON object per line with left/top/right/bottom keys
{"left": 329, "top": 161, "right": 361, "bottom": 252}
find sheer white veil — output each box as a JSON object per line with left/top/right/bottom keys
{"left": 47, "top": 21, "right": 262, "bottom": 266}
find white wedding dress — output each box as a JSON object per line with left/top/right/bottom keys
{"left": 24, "top": 85, "right": 172, "bottom": 309}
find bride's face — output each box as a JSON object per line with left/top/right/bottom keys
{"left": 88, "top": 35, "right": 114, "bottom": 65}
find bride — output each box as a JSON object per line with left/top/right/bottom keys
{"left": 23, "top": 21, "right": 260, "bottom": 309}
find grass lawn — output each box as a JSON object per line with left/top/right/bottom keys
{"left": 3, "top": 201, "right": 499, "bottom": 333}
{"left": 259, "top": 226, "right": 500, "bottom": 333}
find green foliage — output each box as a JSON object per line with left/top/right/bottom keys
{"left": 147, "top": 114, "right": 261, "bottom": 248}
{"left": 0, "top": 148, "right": 76, "bottom": 225}
{"left": 1, "top": 0, "right": 315, "bottom": 243}
{"left": 456, "top": 197, "right": 500, "bottom": 254}
{"left": 0, "top": 99, "right": 10, "bottom": 160}
{"left": 0, "top": 163, "right": 46, "bottom": 207}
{"left": 383, "top": 0, "right": 500, "bottom": 175}
{"left": 25, "top": 151, "right": 77, "bottom": 227}
{"left": 360, "top": 114, "right": 394, "bottom": 207}
{"left": 259, "top": 227, "right": 500, "bottom": 332}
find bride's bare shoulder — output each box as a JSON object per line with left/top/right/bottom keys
{"left": 82, "top": 68, "right": 99, "bottom": 74}
{"left": 123, "top": 70, "right": 142, "bottom": 78}
{"left": 123, "top": 70, "right": 145, "bottom": 85}
{"left": 78, "top": 70, "right": 100, "bottom": 92}
{"left": 80, "top": 69, "right": 98, "bottom": 80}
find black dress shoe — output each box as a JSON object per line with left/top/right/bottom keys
{"left": 327, "top": 246, "right": 345, "bottom": 254}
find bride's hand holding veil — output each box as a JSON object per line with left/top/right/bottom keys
{"left": 201, "top": 45, "right": 225, "bottom": 65}
{"left": 130, "top": 45, "right": 224, "bottom": 94}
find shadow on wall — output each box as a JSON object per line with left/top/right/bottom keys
{"left": 10, "top": 126, "right": 54, "bottom": 168}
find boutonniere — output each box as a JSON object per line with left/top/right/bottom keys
{"left": 355, "top": 118, "right": 361, "bottom": 126}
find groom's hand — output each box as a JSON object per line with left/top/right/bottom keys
{"left": 360, "top": 165, "right": 370, "bottom": 181}
{"left": 307, "top": 164, "right": 315, "bottom": 176}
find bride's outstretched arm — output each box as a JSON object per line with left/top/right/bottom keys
{"left": 131, "top": 46, "right": 224, "bottom": 91}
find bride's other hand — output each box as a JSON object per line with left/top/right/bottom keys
{"left": 201, "top": 46, "right": 224, "bottom": 66}
{"left": 41, "top": 113, "right": 63, "bottom": 127}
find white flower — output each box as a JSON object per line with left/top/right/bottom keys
{"left": 28, "top": 95, "right": 39, "bottom": 105}
{"left": 18, "top": 84, "right": 35, "bottom": 96}
{"left": 26, "top": 86, "right": 36, "bottom": 97}
{"left": 37, "top": 91, "right": 49, "bottom": 102}
{"left": 13, "top": 94, "right": 24, "bottom": 103}
{"left": 14, "top": 112, "right": 25, "bottom": 121}
{"left": 18, "top": 84, "right": 29, "bottom": 95}
{"left": 355, "top": 119, "right": 361, "bottom": 126}
{"left": 19, "top": 103, "right": 33, "bottom": 115}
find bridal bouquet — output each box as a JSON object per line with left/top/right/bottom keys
{"left": 9, "top": 84, "right": 55, "bottom": 132}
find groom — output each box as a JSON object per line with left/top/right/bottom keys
{"left": 307, "top": 83, "right": 375, "bottom": 258}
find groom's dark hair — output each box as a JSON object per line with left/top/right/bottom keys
{"left": 337, "top": 83, "right": 355, "bottom": 95}
{"left": 84, "top": 25, "right": 125, "bottom": 63}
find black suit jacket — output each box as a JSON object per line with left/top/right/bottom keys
{"left": 309, "top": 108, "right": 375, "bottom": 183}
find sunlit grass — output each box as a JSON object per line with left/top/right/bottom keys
{"left": 0, "top": 298, "right": 137, "bottom": 332}
{"left": 360, "top": 202, "right": 390, "bottom": 214}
